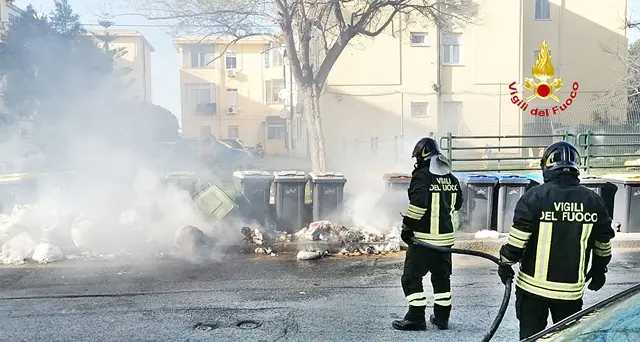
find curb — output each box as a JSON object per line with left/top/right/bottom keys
{"left": 235, "top": 238, "right": 640, "bottom": 255}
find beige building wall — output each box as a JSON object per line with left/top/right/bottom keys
{"left": 175, "top": 36, "right": 303, "bottom": 156}
{"left": 320, "top": 0, "right": 628, "bottom": 156}
{"left": 89, "top": 30, "right": 154, "bottom": 103}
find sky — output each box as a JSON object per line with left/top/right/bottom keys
{"left": 13, "top": 0, "right": 640, "bottom": 123}
{"left": 15, "top": 0, "right": 182, "bottom": 119}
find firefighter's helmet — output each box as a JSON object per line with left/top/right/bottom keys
{"left": 412, "top": 137, "right": 441, "bottom": 164}
{"left": 540, "top": 141, "right": 581, "bottom": 173}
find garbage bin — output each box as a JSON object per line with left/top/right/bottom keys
{"left": 164, "top": 171, "right": 200, "bottom": 194}
{"left": 459, "top": 174, "right": 498, "bottom": 232}
{"left": 309, "top": 172, "right": 347, "bottom": 222}
{"left": 522, "top": 172, "right": 544, "bottom": 192}
{"left": 273, "top": 171, "right": 308, "bottom": 233}
{"left": 192, "top": 183, "right": 238, "bottom": 221}
{"left": 383, "top": 172, "right": 412, "bottom": 191}
{"left": 232, "top": 171, "right": 274, "bottom": 225}
{"left": 601, "top": 174, "right": 640, "bottom": 233}
{"left": 496, "top": 174, "right": 531, "bottom": 233}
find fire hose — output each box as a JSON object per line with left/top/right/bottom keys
{"left": 410, "top": 237, "right": 513, "bottom": 342}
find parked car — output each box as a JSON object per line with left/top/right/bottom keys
{"left": 524, "top": 282, "right": 640, "bottom": 341}
{"left": 219, "top": 139, "right": 263, "bottom": 159}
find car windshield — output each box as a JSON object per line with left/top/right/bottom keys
{"left": 221, "top": 139, "right": 244, "bottom": 149}
{"left": 536, "top": 286, "right": 640, "bottom": 341}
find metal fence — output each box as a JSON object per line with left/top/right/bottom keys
{"left": 341, "top": 130, "right": 640, "bottom": 174}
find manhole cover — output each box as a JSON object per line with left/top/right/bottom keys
{"left": 193, "top": 323, "right": 218, "bottom": 331}
{"left": 236, "top": 320, "right": 261, "bottom": 329}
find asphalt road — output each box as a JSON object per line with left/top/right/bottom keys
{"left": 0, "top": 251, "right": 639, "bottom": 342}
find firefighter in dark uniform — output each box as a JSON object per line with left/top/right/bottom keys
{"left": 392, "top": 137, "right": 463, "bottom": 331}
{"left": 498, "top": 141, "right": 615, "bottom": 340}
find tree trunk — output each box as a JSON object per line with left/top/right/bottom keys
{"left": 302, "top": 85, "right": 327, "bottom": 172}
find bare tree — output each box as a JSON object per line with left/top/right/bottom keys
{"left": 139, "top": 0, "right": 478, "bottom": 171}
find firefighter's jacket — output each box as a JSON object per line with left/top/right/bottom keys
{"left": 500, "top": 177, "right": 615, "bottom": 301}
{"left": 403, "top": 164, "right": 463, "bottom": 247}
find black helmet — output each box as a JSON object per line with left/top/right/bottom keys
{"left": 540, "top": 141, "right": 581, "bottom": 172}
{"left": 412, "top": 137, "right": 441, "bottom": 163}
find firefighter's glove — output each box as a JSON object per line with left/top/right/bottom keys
{"left": 498, "top": 264, "right": 515, "bottom": 285}
{"left": 400, "top": 226, "right": 414, "bottom": 246}
{"left": 586, "top": 269, "right": 606, "bottom": 292}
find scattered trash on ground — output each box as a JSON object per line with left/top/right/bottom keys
{"left": 474, "top": 230, "right": 501, "bottom": 239}
{"left": 31, "top": 243, "right": 64, "bottom": 264}
{"left": 243, "top": 220, "right": 402, "bottom": 258}
{"left": 1, "top": 232, "right": 35, "bottom": 265}
{"left": 296, "top": 249, "right": 327, "bottom": 260}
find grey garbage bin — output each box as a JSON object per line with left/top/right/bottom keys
{"left": 383, "top": 172, "right": 412, "bottom": 191}
{"left": 580, "top": 175, "right": 607, "bottom": 196}
{"left": 163, "top": 171, "right": 200, "bottom": 194}
{"left": 273, "top": 171, "right": 308, "bottom": 233}
{"left": 459, "top": 174, "right": 498, "bottom": 232}
{"left": 309, "top": 172, "right": 347, "bottom": 222}
{"left": 233, "top": 171, "right": 274, "bottom": 224}
{"left": 601, "top": 174, "right": 640, "bottom": 233}
{"left": 496, "top": 174, "right": 531, "bottom": 233}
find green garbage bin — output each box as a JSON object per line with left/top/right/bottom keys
{"left": 192, "top": 183, "right": 238, "bottom": 221}
{"left": 601, "top": 174, "right": 640, "bottom": 233}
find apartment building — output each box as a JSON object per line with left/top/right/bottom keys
{"left": 0, "top": 0, "right": 20, "bottom": 34}
{"left": 174, "top": 36, "right": 303, "bottom": 155}
{"left": 320, "top": 0, "right": 629, "bottom": 153}
{"left": 89, "top": 30, "right": 154, "bottom": 103}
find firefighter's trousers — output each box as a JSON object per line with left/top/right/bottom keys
{"left": 401, "top": 243, "right": 452, "bottom": 322}
{"left": 516, "top": 287, "right": 583, "bottom": 340}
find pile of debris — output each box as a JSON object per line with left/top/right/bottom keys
{"left": 241, "top": 220, "right": 402, "bottom": 259}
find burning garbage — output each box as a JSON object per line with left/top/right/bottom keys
{"left": 242, "top": 220, "right": 402, "bottom": 258}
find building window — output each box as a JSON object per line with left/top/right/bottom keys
{"left": 535, "top": 0, "right": 551, "bottom": 20}
{"left": 264, "top": 43, "right": 284, "bottom": 68}
{"left": 227, "top": 88, "right": 238, "bottom": 107}
{"left": 228, "top": 126, "right": 239, "bottom": 139}
{"left": 265, "top": 79, "right": 285, "bottom": 105}
{"left": 441, "top": 33, "right": 461, "bottom": 65}
{"left": 183, "top": 83, "right": 216, "bottom": 115}
{"left": 410, "top": 33, "right": 428, "bottom": 46}
{"left": 183, "top": 44, "right": 215, "bottom": 68}
{"left": 267, "top": 125, "right": 286, "bottom": 140}
{"left": 411, "top": 102, "right": 430, "bottom": 117}
{"left": 225, "top": 51, "right": 237, "bottom": 69}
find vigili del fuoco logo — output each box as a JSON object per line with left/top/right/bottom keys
{"left": 508, "top": 40, "right": 579, "bottom": 116}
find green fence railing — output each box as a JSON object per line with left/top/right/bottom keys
{"left": 439, "top": 132, "right": 576, "bottom": 172}
{"left": 577, "top": 130, "right": 640, "bottom": 173}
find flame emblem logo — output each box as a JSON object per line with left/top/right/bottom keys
{"left": 523, "top": 41, "right": 564, "bottom": 102}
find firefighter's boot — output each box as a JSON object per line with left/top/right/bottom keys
{"left": 392, "top": 306, "right": 427, "bottom": 331}
{"left": 430, "top": 314, "right": 449, "bottom": 330}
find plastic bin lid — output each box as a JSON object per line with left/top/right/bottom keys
{"left": 579, "top": 174, "right": 604, "bottom": 184}
{"left": 309, "top": 171, "right": 345, "bottom": 179}
{"left": 383, "top": 172, "right": 412, "bottom": 181}
{"left": 497, "top": 174, "right": 530, "bottom": 185}
{"left": 522, "top": 173, "right": 544, "bottom": 183}
{"left": 233, "top": 170, "right": 274, "bottom": 179}
{"left": 273, "top": 170, "right": 307, "bottom": 181}
{"left": 463, "top": 174, "right": 499, "bottom": 184}
{"left": 601, "top": 174, "right": 640, "bottom": 184}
